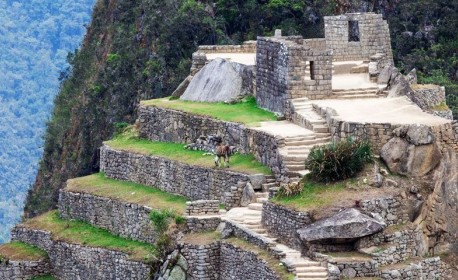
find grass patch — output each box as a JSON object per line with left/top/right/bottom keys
{"left": 31, "top": 275, "right": 56, "bottom": 280}
{"left": 105, "top": 135, "right": 271, "bottom": 175}
{"left": 0, "top": 242, "right": 47, "bottom": 261}
{"left": 225, "top": 238, "right": 295, "bottom": 280}
{"left": 271, "top": 178, "right": 348, "bottom": 211}
{"left": 326, "top": 251, "right": 372, "bottom": 261}
{"left": 431, "top": 102, "right": 450, "bottom": 111}
{"left": 23, "top": 211, "right": 155, "bottom": 261}
{"left": 141, "top": 96, "right": 277, "bottom": 126}
{"left": 67, "top": 173, "right": 187, "bottom": 214}
{"left": 181, "top": 231, "right": 221, "bottom": 246}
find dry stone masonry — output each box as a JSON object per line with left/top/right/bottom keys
{"left": 0, "top": 259, "right": 50, "bottom": 280}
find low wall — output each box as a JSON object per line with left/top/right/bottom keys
{"left": 0, "top": 259, "right": 50, "bottom": 279}
{"left": 220, "top": 243, "right": 282, "bottom": 280}
{"left": 359, "top": 196, "right": 408, "bottom": 226}
{"left": 180, "top": 242, "right": 221, "bottom": 280}
{"left": 138, "top": 105, "right": 287, "bottom": 180}
{"left": 186, "top": 216, "right": 221, "bottom": 233}
{"left": 261, "top": 201, "right": 313, "bottom": 250}
{"left": 380, "top": 257, "right": 446, "bottom": 280}
{"left": 11, "top": 226, "right": 151, "bottom": 280}
{"left": 58, "top": 189, "right": 158, "bottom": 244}
{"left": 185, "top": 200, "right": 220, "bottom": 216}
{"left": 101, "top": 145, "right": 254, "bottom": 201}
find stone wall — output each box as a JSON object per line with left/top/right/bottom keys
{"left": 138, "top": 105, "right": 287, "bottom": 180}
{"left": 324, "top": 13, "right": 393, "bottom": 62}
{"left": 11, "top": 226, "right": 151, "bottom": 280}
{"left": 380, "top": 257, "right": 446, "bottom": 280}
{"left": 220, "top": 242, "right": 282, "bottom": 280}
{"left": 185, "top": 200, "right": 220, "bottom": 216}
{"left": 186, "top": 216, "right": 221, "bottom": 233}
{"left": 58, "top": 189, "right": 158, "bottom": 244}
{"left": 0, "top": 259, "right": 50, "bottom": 279}
{"left": 180, "top": 241, "right": 221, "bottom": 280}
{"left": 191, "top": 43, "right": 256, "bottom": 74}
{"left": 359, "top": 196, "right": 408, "bottom": 226}
{"left": 261, "top": 201, "right": 313, "bottom": 250}
{"left": 256, "top": 37, "right": 332, "bottom": 115}
{"left": 100, "top": 145, "right": 254, "bottom": 201}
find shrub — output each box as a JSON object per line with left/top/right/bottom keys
{"left": 305, "top": 138, "right": 372, "bottom": 183}
{"left": 276, "top": 182, "right": 303, "bottom": 197}
{"left": 149, "top": 209, "right": 174, "bottom": 233}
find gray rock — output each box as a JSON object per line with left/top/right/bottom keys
{"left": 378, "top": 64, "right": 395, "bottom": 85}
{"left": 171, "top": 75, "right": 192, "bottom": 98}
{"left": 369, "top": 164, "right": 384, "bottom": 188}
{"left": 240, "top": 182, "right": 256, "bottom": 207}
{"left": 249, "top": 174, "right": 266, "bottom": 190}
{"left": 176, "top": 255, "right": 188, "bottom": 271}
{"left": 384, "top": 178, "right": 399, "bottom": 188}
{"left": 381, "top": 137, "right": 442, "bottom": 177}
{"left": 168, "top": 265, "right": 186, "bottom": 280}
{"left": 341, "top": 267, "right": 357, "bottom": 278}
{"left": 180, "top": 58, "right": 254, "bottom": 102}
{"left": 404, "top": 124, "right": 435, "bottom": 145}
{"left": 406, "top": 68, "right": 418, "bottom": 85}
{"left": 297, "top": 208, "right": 385, "bottom": 242}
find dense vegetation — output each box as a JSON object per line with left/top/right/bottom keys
{"left": 306, "top": 138, "right": 373, "bottom": 182}
{"left": 0, "top": 0, "right": 95, "bottom": 243}
{"left": 22, "top": 0, "right": 458, "bottom": 223}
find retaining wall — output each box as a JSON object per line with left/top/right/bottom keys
{"left": 180, "top": 242, "right": 221, "bottom": 280}
{"left": 138, "top": 105, "right": 287, "bottom": 180}
{"left": 262, "top": 201, "right": 313, "bottom": 250}
{"left": 0, "top": 259, "right": 50, "bottom": 280}
{"left": 380, "top": 257, "right": 446, "bottom": 280}
{"left": 100, "top": 145, "right": 255, "bottom": 201}
{"left": 11, "top": 226, "right": 151, "bottom": 280}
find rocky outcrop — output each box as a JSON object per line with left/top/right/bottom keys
{"left": 381, "top": 125, "right": 442, "bottom": 177}
{"left": 298, "top": 208, "right": 385, "bottom": 242}
{"left": 418, "top": 147, "right": 458, "bottom": 255}
{"left": 180, "top": 58, "right": 254, "bottom": 103}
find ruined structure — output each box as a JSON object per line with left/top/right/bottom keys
{"left": 2, "top": 12, "right": 456, "bottom": 280}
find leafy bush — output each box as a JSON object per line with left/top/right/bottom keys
{"left": 305, "top": 138, "right": 372, "bottom": 183}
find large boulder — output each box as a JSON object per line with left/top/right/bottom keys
{"left": 297, "top": 208, "right": 385, "bottom": 242}
{"left": 381, "top": 125, "right": 442, "bottom": 177}
{"left": 240, "top": 182, "right": 256, "bottom": 207}
{"left": 180, "top": 58, "right": 254, "bottom": 102}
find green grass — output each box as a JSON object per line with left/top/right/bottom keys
{"left": 0, "top": 241, "right": 48, "bottom": 261}
{"left": 23, "top": 211, "right": 156, "bottom": 261}
{"left": 31, "top": 275, "right": 56, "bottom": 280}
{"left": 105, "top": 134, "right": 272, "bottom": 175}
{"left": 67, "top": 173, "right": 187, "bottom": 214}
{"left": 141, "top": 96, "right": 277, "bottom": 126}
{"left": 225, "top": 238, "right": 295, "bottom": 280}
{"left": 272, "top": 178, "right": 348, "bottom": 211}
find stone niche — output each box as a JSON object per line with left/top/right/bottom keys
{"left": 324, "top": 13, "right": 393, "bottom": 62}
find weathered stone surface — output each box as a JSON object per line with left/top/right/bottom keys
{"left": 0, "top": 259, "right": 50, "bottom": 279}
{"left": 240, "top": 183, "right": 256, "bottom": 207}
{"left": 378, "top": 64, "right": 395, "bottom": 85}
{"left": 171, "top": 75, "right": 192, "bottom": 98}
{"left": 406, "top": 68, "right": 418, "bottom": 85}
{"left": 341, "top": 267, "right": 357, "bottom": 278}
{"left": 394, "top": 124, "right": 435, "bottom": 145}
{"left": 381, "top": 137, "right": 442, "bottom": 177}
{"left": 181, "top": 58, "right": 254, "bottom": 102}
{"left": 298, "top": 208, "right": 385, "bottom": 242}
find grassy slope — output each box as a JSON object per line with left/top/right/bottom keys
{"left": 105, "top": 135, "right": 272, "bottom": 175}
{"left": 272, "top": 179, "right": 348, "bottom": 211}
{"left": 141, "top": 97, "right": 276, "bottom": 126}
{"left": 0, "top": 241, "right": 48, "bottom": 261}
{"left": 67, "top": 173, "right": 187, "bottom": 214}
{"left": 31, "top": 276, "right": 56, "bottom": 280}
{"left": 23, "top": 211, "right": 155, "bottom": 261}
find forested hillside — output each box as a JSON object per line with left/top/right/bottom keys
{"left": 24, "top": 0, "right": 458, "bottom": 220}
{"left": 0, "top": 0, "right": 95, "bottom": 242}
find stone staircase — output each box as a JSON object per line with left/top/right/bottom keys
{"left": 223, "top": 205, "right": 329, "bottom": 280}
{"left": 279, "top": 99, "right": 332, "bottom": 177}
{"left": 332, "top": 87, "right": 387, "bottom": 99}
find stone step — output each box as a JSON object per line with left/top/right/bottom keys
{"left": 332, "top": 87, "right": 378, "bottom": 92}
{"left": 292, "top": 97, "right": 310, "bottom": 102}
{"left": 262, "top": 182, "right": 278, "bottom": 191}
{"left": 247, "top": 203, "right": 263, "bottom": 211}
{"left": 255, "top": 192, "right": 269, "bottom": 198}
{"left": 338, "top": 94, "right": 379, "bottom": 99}
{"left": 296, "top": 272, "right": 328, "bottom": 278}
{"left": 296, "top": 278, "right": 328, "bottom": 280}
{"left": 286, "top": 165, "right": 306, "bottom": 171}
{"left": 312, "top": 125, "right": 329, "bottom": 133}
{"left": 332, "top": 90, "right": 378, "bottom": 95}
{"left": 288, "top": 260, "right": 322, "bottom": 268}
{"left": 257, "top": 198, "right": 268, "bottom": 203}
{"left": 296, "top": 267, "right": 328, "bottom": 273}
{"left": 284, "top": 135, "right": 317, "bottom": 142}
